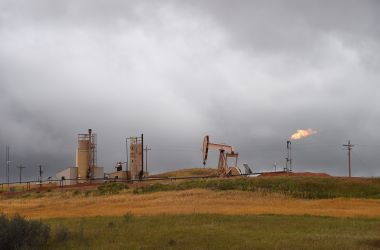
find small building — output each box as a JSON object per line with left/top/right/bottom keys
{"left": 56, "top": 166, "right": 104, "bottom": 186}
{"left": 56, "top": 167, "right": 77, "bottom": 185}
{"left": 107, "top": 171, "right": 129, "bottom": 180}
{"left": 93, "top": 167, "right": 104, "bottom": 180}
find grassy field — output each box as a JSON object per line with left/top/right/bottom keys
{"left": 1, "top": 177, "right": 380, "bottom": 219}
{"left": 1, "top": 187, "right": 380, "bottom": 219}
{"left": 136, "top": 176, "right": 380, "bottom": 199}
{"left": 43, "top": 214, "right": 380, "bottom": 249}
{"left": 2, "top": 176, "right": 380, "bottom": 249}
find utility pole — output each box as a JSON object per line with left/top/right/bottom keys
{"left": 141, "top": 134, "right": 144, "bottom": 179}
{"left": 144, "top": 145, "right": 151, "bottom": 174}
{"left": 6, "top": 146, "right": 10, "bottom": 184}
{"left": 18, "top": 164, "right": 25, "bottom": 183}
{"left": 38, "top": 165, "right": 43, "bottom": 183}
{"left": 343, "top": 140, "right": 354, "bottom": 177}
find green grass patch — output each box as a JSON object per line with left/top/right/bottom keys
{"left": 135, "top": 176, "right": 380, "bottom": 199}
{"left": 67, "top": 182, "right": 130, "bottom": 197}
{"left": 97, "top": 182, "right": 129, "bottom": 195}
{"left": 151, "top": 168, "right": 218, "bottom": 178}
{"left": 43, "top": 214, "right": 380, "bottom": 249}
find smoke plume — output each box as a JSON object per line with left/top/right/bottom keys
{"left": 290, "top": 129, "right": 317, "bottom": 140}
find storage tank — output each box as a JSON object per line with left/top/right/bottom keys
{"left": 127, "top": 134, "right": 147, "bottom": 180}
{"left": 76, "top": 139, "right": 90, "bottom": 180}
{"left": 130, "top": 141, "right": 143, "bottom": 179}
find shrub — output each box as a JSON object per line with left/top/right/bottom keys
{"left": 123, "top": 212, "right": 133, "bottom": 222}
{"left": 0, "top": 213, "right": 50, "bottom": 249}
{"left": 168, "top": 239, "right": 177, "bottom": 246}
{"left": 84, "top": 190, "right": 92, "bottom": 197}
{"left": 55, "top": 224, "right": 70, "bottom": 242}
{"left": 97, "top": 182, "right": 129, "bottom": 195}
{"left": 72, "top": 190, "right": 81, "bottom": 196}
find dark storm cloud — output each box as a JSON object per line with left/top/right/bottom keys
{"left": 0, "top": 0, "right": 379, "bottom": 181}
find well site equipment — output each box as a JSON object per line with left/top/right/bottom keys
{"left": 202, "top": 135, "right": 241, "bottom": 176}
{"left": 56, "top": 129, "right": 103, "bottom": 185}
{"left": 76, "top": 129, "right": 97, "bottom": 181}
{"left": 126, "top": 134, "right": 149, "bottom": 179}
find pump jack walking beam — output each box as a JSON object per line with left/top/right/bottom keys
{"left": 202, "top": 135, "right": 241, "bottom": 176}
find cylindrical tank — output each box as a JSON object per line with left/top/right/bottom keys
{"left": 130, "top": 142, "right": 142, "bottom": 179}
{"left": 76, "top": 139, "right": 90, "bottom": 181}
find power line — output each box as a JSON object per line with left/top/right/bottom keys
{"left": 351, "top": 151, "right": 369, "bottom": 170}
{"left": 354, "top": 144, "right": 380, "bottom": 148}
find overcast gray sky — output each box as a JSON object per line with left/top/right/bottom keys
{"left": 1, "top": 0, "right": 380, "bottom": 181}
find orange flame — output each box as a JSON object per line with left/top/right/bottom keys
{"left": 290, "top": 129, "right": 317, "bottom": 140}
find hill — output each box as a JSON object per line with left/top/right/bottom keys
{"left": 2, "top": 176, "right": 380, "bottom": 249}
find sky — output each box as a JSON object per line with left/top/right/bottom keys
{"left": 0, "top": 0, "right": 380, "bottom": 181}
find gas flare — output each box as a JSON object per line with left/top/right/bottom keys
{"left": 290, "top": 129, "right": 317, "bottom": 140}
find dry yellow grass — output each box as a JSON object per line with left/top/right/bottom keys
{"left": 1, "top": 189, "right": 380, "bottom": 219}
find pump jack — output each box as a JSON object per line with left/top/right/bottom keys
{"left": 202, "top": 135, "right": 241, "bottom": 176}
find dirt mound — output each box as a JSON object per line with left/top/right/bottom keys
{"left": 260, "top": 172, "right": 331, "bottom": 177}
